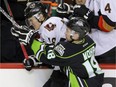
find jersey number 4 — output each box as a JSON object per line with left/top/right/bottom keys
{"left": 105, "top": 3, "right": 111, "bottom": 13}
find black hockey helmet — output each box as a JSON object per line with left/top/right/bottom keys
{"left": 67, "top": 17, "right": 90, "bottom": 39}
{"left": 24, "top": 1, "right": 47, "bottom": 19}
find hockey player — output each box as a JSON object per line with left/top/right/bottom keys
{"left": 57, "top": 0, "right": 116, "bottom": 63}
{"left": 11, "top": 16, "right": 104, "bottom": 87}
{"left": 11, "top": 0, "right": 67, "bottom": 76}
{"left": 72, "top": 0, "right": 116, "bottom": 63}
{"left": 24, "top": 1, "right": 67, "bottom": 45}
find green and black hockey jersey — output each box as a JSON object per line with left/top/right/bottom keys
{"left": 31, "top": 35, "right": 104, "bottom": 87}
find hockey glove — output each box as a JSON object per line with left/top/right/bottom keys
{"left": 56, "top": 3, "right": 73, "bottom": 18}
{"left": 23, "top": 55, "right": 39, "bottom": 71}
{"left": 11, "top": 25, "right": 37, "bottom": 45}
{"left": 73, "top": 5, "right": 94, "bottom": 20}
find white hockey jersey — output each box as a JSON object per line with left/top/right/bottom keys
{"left": 86, "top": 0, "right": 116, "bottom": 56}
{"left": 38, "top": 17, "right": 66, "bottom": 45}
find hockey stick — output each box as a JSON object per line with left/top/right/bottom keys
{"left": 3, "top": 0, "right": 13, "bottom": 17}
{"left": 61, "top": 0, "right": 64, "bottom": 7}
{"left": 0, "top": 7, "right": 22, "bottom": 29}
{"left": 0, "top": 6, "right": 29, "bottom": 59}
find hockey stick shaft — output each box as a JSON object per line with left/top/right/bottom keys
{"left": 61, "top": 0, "right": 64, "bottom": 6}
{"left": 0, "top": 7, "right": 22, "bottom": 29}
{"left": 60, "top": 0, "right": 64, "bottom": 9}
{"left": 3, "top": 0, "right": 29, "bottom": 59}
{"left": 3, "top": 0, "right": 13, "bottom": 17}
{"left": 0, "top": 6, "right": 29, "bottom": 59}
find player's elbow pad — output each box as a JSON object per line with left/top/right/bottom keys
{"left": 98, "top": 15, "right": 115, "bottom": 32}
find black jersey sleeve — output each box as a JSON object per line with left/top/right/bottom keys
{"left": 37, "top": 36, "right": 96, "bottom": 66}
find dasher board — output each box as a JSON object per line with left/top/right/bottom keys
{"left": 0, "top": 63, "right": 115, "bottom": 87}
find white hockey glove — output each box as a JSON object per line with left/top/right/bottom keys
{"left": 11, "top": 25, "right": 38, "bottom": 45}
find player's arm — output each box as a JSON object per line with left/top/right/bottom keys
{"left": 89, "top": 14, "right": 116, "bottom": 32}
{"left": 30, "top": 41, "right": 73, "bottom": 66}
{"left": 96, "top": 1, "right": 116, "bottom": 32}
{"left": 73, "top": 4, "right": 116, "bottom": 32}
{"left": 31, "top": 40, "right": 77, "bottom": 66}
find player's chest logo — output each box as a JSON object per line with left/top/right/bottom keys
{"left": 44, "top": 22, "right": 56, "bottom": 31}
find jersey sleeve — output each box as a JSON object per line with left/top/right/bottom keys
{"left": 100, "top": 0, "right": 116, "bottom": 22}
{"left": 40, "top": 45, "right": 76, "bottom": 66}
{"left": 31, "top": 39, "right": 78, "bottom": 66}
{"left": 89, "top": 0, "right": 116, "bottom": 32}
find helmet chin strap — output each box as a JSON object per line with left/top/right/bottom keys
{"left": 70, "top": 30, "right": 75, "bottom": 41}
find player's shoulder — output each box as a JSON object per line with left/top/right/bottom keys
{"left": 41, "top": 17, "right": 63, "bottom": 25}
{"left": 42, "top": 16, "right": 64, "bottom": 27}
{"left": 100, "top": 0, "right": 114, "bottom": 3}
{"left": 85, "top": 35, "right": 96, "bottom": 46}
{"left": 99, "top": 0, "right": 115, "bottom": 6}
{"left": 47, "top": 16, "right": 62, "bottom": 21}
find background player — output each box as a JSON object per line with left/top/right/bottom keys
{"left": 56, "top": 0, "right": 116, "bottom": 63}
{"left": 23, "top": 1, "right": 67, "bottom": 45}
{"left": 73, "top": 0, "right": 116, "bottom": 63}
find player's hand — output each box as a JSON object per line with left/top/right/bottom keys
{"left": 23, "top": 55, "right": 38, "bottom": 71}
{"left": 56, "top": 3, "right": 73, "bottom": 18}
{"left": 11, "top": 25, "right": 37, "bottom": 45}
{"left": 73, "top": 5, "right": 93, "bottom": 20}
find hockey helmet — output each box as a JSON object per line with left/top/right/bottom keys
{"left": 24, "top": 1, "right": 47, "bottom": 19}
{"left": 67, "top": 17, "right": 90, "bottom": 39}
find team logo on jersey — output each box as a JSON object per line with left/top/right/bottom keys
{"left": 54, "top": 44, "right": 65, "bottom": 56}
{"left": 44, "top": 22, "right": 56, "bottom": 31}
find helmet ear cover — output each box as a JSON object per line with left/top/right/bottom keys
{"left": 67, "top": 17, "right": 90, "bottom": 40}
{"left": 69, "top": 30, "right": 75, "bottom": 40}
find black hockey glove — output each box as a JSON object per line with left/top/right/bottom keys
{"left": 73, "top": 5, "right": 94, "bottom": 20}
{"left": 56, "top": 3, "right": 73, "bottom": 18}
{"left": 23, "top": 55, "right": 39, "bottom": 71}
{"left": 11, "top": 25, "right": 37, "bottom": 45}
